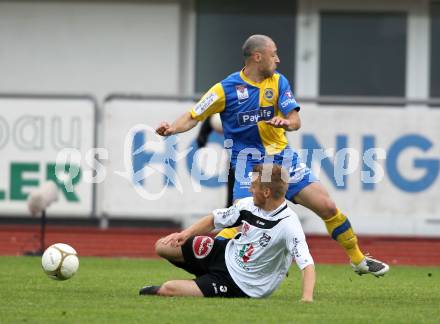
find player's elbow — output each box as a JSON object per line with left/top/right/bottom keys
{"left": 303, "top": 263, "right": 315, "bottom": 273}
{"left": 288, "top": 119, "right": 301, "bottom": 131}
{"left": 292, "top": 120, "right": 301, "bottom": 130}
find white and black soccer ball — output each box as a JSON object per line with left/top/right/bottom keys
{"left": 41, "top": 243, "right": 79, "bottom": 281}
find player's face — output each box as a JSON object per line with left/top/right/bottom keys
{"left": 249, "top": 176, "right": 266, "bottom": 208}
{"left": 258, "top": 40, "right": 280, "bottom": 78}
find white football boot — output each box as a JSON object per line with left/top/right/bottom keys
{"left": 352, "top": 256, "right": 390, "bottom": 277}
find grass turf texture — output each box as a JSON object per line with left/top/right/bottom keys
{"left": 0, "top": 256, "right": 439, "bottom": 323}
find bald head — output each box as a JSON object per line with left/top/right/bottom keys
{"left": 241, "top": 34, "right": 279, "bottom": 79}
{"left": 242, "top": 35, "right": 273, "bottom": 61}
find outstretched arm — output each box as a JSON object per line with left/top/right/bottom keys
{"left": 300, "top": 264, "right": 315, "bottom": 302}
{"left": 156, "top": 112, "right": 199, "bottom": 136}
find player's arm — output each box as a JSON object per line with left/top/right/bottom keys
{"left": 161, "top": 201, "right": 241, "bottom": 247}
{"left": 160, "top": 214, "right": 215, "bottom": 247}
{"left": 156, "top": 112, "right": 198, "bottom": 136}
{"left": 269, "top": 74, "right": 301, "bottom": 131}
{"left": 287, "top": 218, "right": 315, "bottom": 302}
{"left": 157, "top": 83, "right": 225, "bottom": 136}
{"left": 265, "top": 109, "right": 301, "bottom": 131}
{"left": 300, "top": 264, "right": 315, "bottom": 303}
{"left": 180, "top": 214, "right": 215, "bottom": 239}
{"left": 294, "top": 245, "right": 315, "bottom": 303}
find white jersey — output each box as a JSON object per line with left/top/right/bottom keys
{"left": 212, "top": 197, "right": 314, "bottom": 298}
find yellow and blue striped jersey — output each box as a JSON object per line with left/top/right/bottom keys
{"left": 190, "top": 69, "right": 300, "bottom": 165}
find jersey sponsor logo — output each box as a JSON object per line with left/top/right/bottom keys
{"left": 264, "top": 88, "right": 274, "bottom": 101}
{"left": 281, "top": 98, "right": 296, "bottom": 108}
{"left": 238, "top": 106, "right": 274, "bottom": 126}
{"left": 256, "top": 219, "right": 266, "bottom": 226}
{"left": 281, "top": 90, "right": 296, "bottom": 108}
{"left": 236, "top": 85, "right": 249, "bottom": 103}
{"left": 194, "top": 92, "right": 219, "bottom": 116}
{"left": 239, "top": 243, "right": 254, "bottom": 263}
{"left": 192, "top": 236, "right": 214, "bottom": 259}
{"left": 234, "top": 253, "right": 250, "bottom": 271}
{"left": 259, "top": 233, "right": 271, "bottom": 247}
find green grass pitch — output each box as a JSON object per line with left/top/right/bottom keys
{"left": 0, "top": 256, "right": 439, "bottom": 323}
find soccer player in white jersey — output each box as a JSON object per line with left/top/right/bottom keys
{"left": 156, "top": 34, "right": 389, "bottom": 277}
{"left": 139, "top": 164, "right": 315, "bottom": 301}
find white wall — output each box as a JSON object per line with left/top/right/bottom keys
{"left": 0, "top": 1, "right": 181, "bottom": 101}
{"left": 0, "top": 97, "right": 95, "bottom": 217}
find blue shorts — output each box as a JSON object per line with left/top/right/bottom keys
{"left": 232, "top": 160, "right": 318, "bottom": 201}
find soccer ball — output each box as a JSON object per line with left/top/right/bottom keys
{"left": 210, "top": 113, "right": 223, "bottom": 133}
{"left": 41, "top": 243, "right": 79, "bottom": 280}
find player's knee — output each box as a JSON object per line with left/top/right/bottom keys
{"left": 155, "top": 240, "right": 168, "bottom": 258}
{"left": 319, "top": 198, "right": 337, "bottom": 218}
{"left": 155, "top": 239, "right": 180, "bottom": 261}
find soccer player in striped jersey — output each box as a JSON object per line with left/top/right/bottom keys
{"left": 140, "top": 164, "right": 315, "bottom": 300}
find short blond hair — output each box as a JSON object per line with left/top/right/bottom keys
{"left": 252, "top": 164, "right": 288, "bottom": 199}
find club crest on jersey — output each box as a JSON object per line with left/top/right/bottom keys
{"left": 259, "top": 233, "right": 271, "bottom": 247}
{"left": 192, "top": 236, "right": 214, "bottom": 259}
{"left": 264, "top": 88, "right": 274, "bottom": 101}
{"left": 236, "top": 85, "right": 249, "bottom": 102}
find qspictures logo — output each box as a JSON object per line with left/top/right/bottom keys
{"left": 115, "top": 124, "right": 191, "bottom": 201}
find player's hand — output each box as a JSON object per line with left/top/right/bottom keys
{"left": 300, "top": 297, "right": 313, "bottom": 303}
{"left": 265, "top": 116, "right": 291, "bottom": 129}
{"left": 159, "top": 232, "right": 188, "bottom": 247}
{"left": 155, "top": 122, "right": 175, "bottom": 136}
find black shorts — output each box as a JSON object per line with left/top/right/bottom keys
{"left": 179, "top": 236, "right": 249, "bottom": 298}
